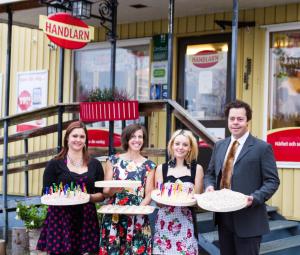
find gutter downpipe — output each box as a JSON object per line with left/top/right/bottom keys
{"left": 231, "top": 0, "right": 238, "bottom": 101}
{"left": 166, "top": 0, "right": 175, "bottom": 161}
{"left": 2, "top": 5, "right": 12, "bottom": 242}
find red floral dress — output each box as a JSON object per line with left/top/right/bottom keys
{"left": 153, "top": 163, "right": 198, "bottom": 255}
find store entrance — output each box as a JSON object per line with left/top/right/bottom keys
{"left": 177, "top": 33, "right": 232, "bottom": 170}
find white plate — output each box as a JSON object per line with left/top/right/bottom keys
{"left": 98, "top": 205, "right": 155, "bottom": 215}
{"left": 194, "top": 189, "right": 248, "bottom": 212}
{"left": 151, "top": 189, "right": 196, "bottom": 207}
{"left": 41, "top": 193, "right": 90, "bottom": 206}
{"left": 95, "top": 180, "right": 141, "bottom": 188}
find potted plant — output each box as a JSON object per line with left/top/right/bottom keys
{"left": 79, "top": 87, "right": 139, "bottom": 122}
{"left": 15, "top": 202, "right": 48, "bottom": 254}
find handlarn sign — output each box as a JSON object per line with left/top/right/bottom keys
{"left": 192, "top": 50, "right": 221, "bottom": 68}
{"left": 39, "top": 13, "right": 94, "bottom": 49}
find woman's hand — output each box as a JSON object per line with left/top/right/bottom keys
{"left": 89, "top": 192, "right": 105, "bottom": 203}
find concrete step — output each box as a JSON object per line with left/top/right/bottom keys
{"left": 196, "top": 205, "right": 278, "bottom": 223}
{"left": 260, "top": 235, "right": 300, "bottom": 254}
{"left": 201, "top": 220, "right": 299, "bottom": 243}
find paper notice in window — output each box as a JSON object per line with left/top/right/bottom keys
{"left": 198, "top": 71, "right": 213, "bottom": 94}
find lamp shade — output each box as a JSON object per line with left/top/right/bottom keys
{"left": 72, "top": 0, "right": 92, "bottom": 19}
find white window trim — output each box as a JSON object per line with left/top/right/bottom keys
{"left": 71, "top": 37, "right": 151, "bottom": 102}
{"left": 262, "top": 22, "right": 300, "bottom": 169}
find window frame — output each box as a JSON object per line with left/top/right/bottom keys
{"left": 263, "top": 22, "right": 300, "bottom": 168}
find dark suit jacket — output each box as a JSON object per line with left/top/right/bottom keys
{"left": 204, "top": 134, "right": 280, "bottom": 238}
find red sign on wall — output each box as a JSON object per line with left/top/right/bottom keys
{"left": 39, "top": 13, "right": 94, "bottom": 49}
{"left": 267, "top": 128, "right": 300, "bottom": 162}
{"left": 88, "top": 129, "right": 121, "bottom": 148}
{"left": 17, "top": 90, "right": 32, "bottom": 111}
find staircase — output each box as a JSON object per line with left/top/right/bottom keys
{"left": 197, "top": 206, "right": 300, "bottom": 255}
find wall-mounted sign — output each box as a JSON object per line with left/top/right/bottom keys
{"left": 150, "top": 34, "right": 168, "bottom": 99}
{"left": 16, "top": 70, "right": 48, "bottom": 132}
{"left": 267, "top": 127, "right": 300, "bottom": 163}
{"left": 39, "top": 13, "right": 94, "bottom": 49}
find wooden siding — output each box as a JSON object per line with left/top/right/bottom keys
{"left": 0, "top": 24, "right": 72, "bottom": 196}
{"left": 0, "top": 3, "right": 300, "bottom": 219}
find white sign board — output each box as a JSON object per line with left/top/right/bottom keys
{"left": 16, "top": 70, "right": 48, "bottom": 132}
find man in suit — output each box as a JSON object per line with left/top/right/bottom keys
{"left": 204, "top": 100, "right": 280, "bottom": 255}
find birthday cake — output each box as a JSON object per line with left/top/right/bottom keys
{"left": 41, "top": 183, "right": 90, "bottom": 206}
{"left": 151, "top": 182, "right": 196, "bottom": 207}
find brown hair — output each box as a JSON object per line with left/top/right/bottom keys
{"left": 168, "top": 129, "right": 198, "bottom": 163}
{"left": 224, "top": 100, "right": 252, "bottom": 121}
{"left": 55, "top": 121, "right": 89, "bottom": 164}
{"left": 121, "top": 124, "right": 147, "bottom": 151}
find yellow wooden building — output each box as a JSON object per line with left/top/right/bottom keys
{"left": 0, "top": 2, "right": 300, "bottom": 221}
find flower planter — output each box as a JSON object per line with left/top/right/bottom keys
{"left": 28, "top": 228, "right": 46, "bottom": 255}
{"left": 80, "top": 101, "right": 139, "bottom": 122}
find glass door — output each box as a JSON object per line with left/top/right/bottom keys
{"left": 177, "top": 34, "right": 232, "bottom": 169}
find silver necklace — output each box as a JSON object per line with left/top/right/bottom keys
{"left": 67, "top": 154, "right": 83, "bottom": 168}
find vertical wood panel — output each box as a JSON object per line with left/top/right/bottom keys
{"left": 144, "top": 21, "right": 153, "bottom": 37}
{"left": 275, "top": 5, "right": 286, "bottom": 24}
{"left": 177, "top": 17, "right": 187, "bottom": 34}
{"left": 196, "top": 15, "right": 205, "bottom": 32}
{"left": 255, "top": 8, "right": 265, "bottom": 25}
{"left": 269, "top": 169, "right": 283, "bottom": 212}
{"left": 281, "top": 169, "right": 294, "bottom": 217}
{"left": 120, "top": 23, "right": 129, "bottom": 39}
{"left": 293, "top": 170, "right": 300, "bottom": 218}
{"left": 152, "top": 20, "right": 162, "bottom": 35}
{"left": 251, "top": 28, "right": 265, "bottom": 137}
{"left": 161, "top": 19, "right": 168, "bottom": 34}
{"left": 128, "top": 23, "right": 137, "bottom": 38}
{"left": 265, "top": 6, "right": 276, "bottom": 25}
{"left": 204, "top": 14, "right": 214, "bottom": 31}
{"left": 187, "top": 16, "right": 196, "bottom": 33}
{"left": 286, "top": 4, "right": 297, "bottom": 22}
{"left": 136, "top": 22, "right": 145, "bottom": 38}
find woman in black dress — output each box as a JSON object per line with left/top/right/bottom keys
{"left": 37, "top": 121, "right": 105, "bottom": 255}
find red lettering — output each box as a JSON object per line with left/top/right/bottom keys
{"left": 84, "top": 31, "right": 89, "bottom": 40}
{"left": 45, "top": 21, "right": 51, "bottom": 32}
{"left": 78, "top": 30, "right": 83, "bottom": 40}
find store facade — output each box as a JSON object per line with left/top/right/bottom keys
{"left": 0, "top": 2, "right": 300, "bottom": 220}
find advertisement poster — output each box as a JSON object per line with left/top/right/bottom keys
{"left": 267, "top": 128, "right": 300, "bottom": 163}
{"left": 16, "top": 70, "right": 48, "bottom": 132}
{"left": 150, "top": 34, "right": 168, "bottom": 99}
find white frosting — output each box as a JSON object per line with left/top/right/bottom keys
{"left": 41, "top": 190, "right": 90, "bottom": 206}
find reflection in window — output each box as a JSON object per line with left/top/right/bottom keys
{"left": 74, "top": 44, "right": 150, "bottom": 102}
{"left": 269, "top": 31, "right": 300, "bottom": 129}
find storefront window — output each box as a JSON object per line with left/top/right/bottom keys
{"left": 74, "top": 42, "right": 150, "bottom": 102}
{"left": 267, "top": 29, "right": 300, "bottom": 165}
{"left": 269, "top": 30, "right": 300, "bottom": 129}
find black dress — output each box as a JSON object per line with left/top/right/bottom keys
{"left": 37, "top": 157, "right": 104, "bottom": 255}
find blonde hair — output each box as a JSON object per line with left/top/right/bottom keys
{"left": 167, "top": 129, "right": 198, "bottom": 163}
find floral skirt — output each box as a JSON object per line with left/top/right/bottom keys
{"left": 37, "top": 203, "right": 100, "bottom": 254}
{"left": 153, "top": 206, "right": 198, "bottom": 255}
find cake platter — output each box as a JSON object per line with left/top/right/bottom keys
{"left": 151, "top": 189, "right": 196, "bottom": 207}
{"left": 194, "top": 189, "right": 248, "bottom": 212}
{"left": 95, "top": 180, "right": 141, "bottom": 189}
{"left": 41, "top": 193, "right": 90, "bottom": 206}
{"left": 98, "top": 205, "right": 155, "bottom": 215}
